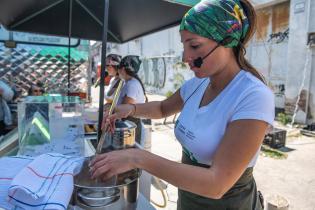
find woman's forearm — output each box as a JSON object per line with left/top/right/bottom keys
{"left": 133, "top": 149, "right": 223, "bottom": 199}
{"left": 133, "top": 90, "right": 183, "bottom": 119}
{"left": 133, "top": 101, "right": 165, "bottom": 119}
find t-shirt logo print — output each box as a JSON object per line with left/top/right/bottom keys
{"left": 176, "top": 120, "right": 196, "bottom": 141}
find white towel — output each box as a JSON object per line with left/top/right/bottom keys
{"left": 0, "top": 156, "right": 33, "bottom": 210}
{"left": 0, "top": 154, "right": 84, "bottom": 210}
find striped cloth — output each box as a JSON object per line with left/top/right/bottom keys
{"left": 0, "top": 156, "right": 32, "bottom": 210}
{"left": 0, "top": 154, "right": 84, "bottom": 210}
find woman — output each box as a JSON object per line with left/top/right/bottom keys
{"left": 117, "top": 55, "right": 146, "bottom": 105}
{"left": 90, "top": 1, "right": 274, "bottom": 209}
{"left": 28, "top": 82, "right": 44, "bottom": 96}
{"left": 26, "top": 82, "right": 48, "bottom": 121}
{"left": 104, "top": 54, "right": 122, "bottom": 104}
{"left": 0, "top": 80, "right": 14, "bottom": 135}
{"left": 116, "top": 55, "right": 147, "bottom": 144}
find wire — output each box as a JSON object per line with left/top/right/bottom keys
{"left": 150, "top": 177, "right": 168, "bottom": 208}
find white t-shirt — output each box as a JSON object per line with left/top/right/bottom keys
{"left": 105, "top": 77, "right": 120, "bottom": 101}
{"left": 117, "top": 78, "right": 146, "bottom": 146}
{"left": 117, "top": 78, "right": 145, "bottom": 105}
{"left": 174, "top": 70, "right": 275, "bottom": 167}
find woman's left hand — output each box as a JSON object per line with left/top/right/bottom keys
{"left": 89, "top": 149, "right": 138, "bottom": 181}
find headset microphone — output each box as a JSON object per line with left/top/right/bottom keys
{"left": 193, "top": 57, "right": 204, "bottom": 68}
{"left": 193, "top": 44, "right": 220, "bottom": 68}
{"left": 192, "top": 37, "right": 233, "bottom": 68}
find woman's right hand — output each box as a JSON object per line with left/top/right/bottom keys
{"left": 102, "top": 104, "right": 135, "bottom": 133}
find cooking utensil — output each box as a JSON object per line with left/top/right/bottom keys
{"left": 96, "top": 80, "right": 123, "bottom": 154}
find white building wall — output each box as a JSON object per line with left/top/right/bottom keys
{"left": 247, "top": 1, "right": 290, "bottom": 113}
{"left": 286, "top": 0, "right": 314, "bottom": 124}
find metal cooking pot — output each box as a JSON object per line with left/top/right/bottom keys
{"left": 104, "top": 120, "right": 137, "bottom": 150}
{"left": 77, "top": 188, "right": 120, "bottom": 207}
{"left": 74, "top": 157, "right": 141, "bottom": 209}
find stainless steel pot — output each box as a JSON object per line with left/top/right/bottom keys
{"left": 74, "top": 156, "right": 141, "bottom": 209}
{"left": 105, "top": 120, "right": 137, "bottom": 150}
{"left": 77, "top": 188, "right": 120, "bottom": 207}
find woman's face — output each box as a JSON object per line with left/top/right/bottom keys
{"left": 107, "top": 65, "right": 118, "bottom": 76}
{"left": 31, "top": 86, "right": 43, "bottom": 96}
{"left": 180, "top": 30, "right": 231, "bottom": 78}
{"left": 118, "top": 67, "right": 127, "bottom": 80}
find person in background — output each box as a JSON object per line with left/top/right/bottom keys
{"left": 0, "top": 80, "right": 14, "bottom": 135}
{"left": 28, "top": 82, "right": 44, "bottom": 96}
{"left": 117, "top": 55, "right": 146, "bottom": 105}
{"left": 116, "top": 55, "right": 147, "bottom": 144}
{"left": 104, "top": 54, "right": 122, "bottom": 104}
{"left": 95, "top": 63, "right": 110, "bottom": 87}
{"left": 91, "top": 1, "right": 274, "bottom": 209}
{"left": 25, "top": 82, "right": 48, "bottom": 121}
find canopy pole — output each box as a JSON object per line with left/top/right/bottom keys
{"left": 67, "top": 0, "right": 73, "bottom": 94}
{"left": 97, "top": 0, "right": 110, "bottom": 143}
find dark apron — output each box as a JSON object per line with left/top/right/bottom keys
{"left": 178, "top": 152, "right": 264, "bottom": 210}
{"left": 0, "top": 120, "right": 5, "bottom": 135}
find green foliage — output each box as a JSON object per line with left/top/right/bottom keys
{"left": 277, "top": 113, "right": 292, "bottom": 125}
{"left": 173, "top": 62, "right": 188, "bottom": 70}
{"left": 261, "top": 145, "right": 287, "bottom": 159}
{"left": 165, "top": 91, "right": 174, "bottom": 98}
{"left": 173, "top": 73, "right": 185, "bottom": 90}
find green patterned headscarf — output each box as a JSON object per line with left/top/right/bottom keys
{"left": 180, "top": 0, "right": 249, "bottom": 48}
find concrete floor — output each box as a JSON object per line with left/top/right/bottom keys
{"left": 255, "top": 135, "right": 315, "bottom": 210}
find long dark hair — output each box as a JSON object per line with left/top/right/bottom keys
{"left": 234, "top": 0, "right": 266, "bottom": 84}
{"left": 125, "top": 68, "right": 148, "bottom": 102}
{"left": 112, "top": 65, "right": 120, "bottom": 76}
{"left": 28, "top": 82, "right": 44, "bottom": 96}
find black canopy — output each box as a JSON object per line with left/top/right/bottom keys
{"left": 0, "top": 0, "right": 192, "bottom": 43}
